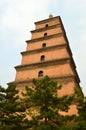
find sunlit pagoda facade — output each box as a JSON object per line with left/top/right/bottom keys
{"left": 13, "top": 15, "right": 82, "bottom": 115}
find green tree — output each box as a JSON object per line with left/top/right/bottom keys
{"left": 71, "top": 88, "right": 86, "bottom": 130}
{"left": 22, "top": 76, "right": 74, "bottom": 130}
{"left": 0, "top": 84, "right": 26, "bottom": 130}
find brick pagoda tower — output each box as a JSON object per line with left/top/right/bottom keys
{"left": 13, "top": 15, "right": 81, "bottom": 115}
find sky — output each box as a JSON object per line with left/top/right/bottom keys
{"left": 0, "top": 0, "right": 86, "bottom": 95}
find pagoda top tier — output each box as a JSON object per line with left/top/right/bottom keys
{"left": 35, "top": 15, "right": 60, "bottom": 24}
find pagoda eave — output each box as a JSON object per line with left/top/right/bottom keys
{"left": 9, "top": 74, "right": 78, "bottom": 85}
{"left": 15, "top": 57, "right": 70, "bottom": 70}
{"left": 31, "top": 24, "right": 61, "bottom": 33}
{"left": 34, "top": 16, "right": 60, "bottom": 25}
{"left": 21, "top": 44, "right": 67, "bottom": 55}
{"left": 26, "top": 33, "right": 65, "bottom": 43}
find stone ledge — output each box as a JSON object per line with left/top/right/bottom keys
{"left": 26, "top": 33, "right": 65, "bottom": 43}
{"left": 34, "top": 16, "right": 60, "bottom": 25}
{"left": 31, "top": 24, "right": 61, "bottom": 33}
{"left": 15, "top": 57, "right": 70, "bottom": 70}
{"left": 8, "top": 74, "right": 75, "bottom": 85}
{"left": 21, "top": 43, "right": 67, "bottom": 55}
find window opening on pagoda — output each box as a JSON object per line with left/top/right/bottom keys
{"left": 45, "top": 24, "right": 48, "bottom": 27}
{"left": 44, "top": 33, "right": 47, "bottom": 37}
{"left": 42, "top": 43, "right": 46, "bottom": 48}
{"left": 40, "top": 55, "right": 45, "bottom": 61}
{"left": 38, "top": 71, "right": 43, "bottom": 77}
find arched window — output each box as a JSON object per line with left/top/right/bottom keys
{"left": 40, "top": 55, "right": 45, "bottom": 61}
{"left": 45, "top": 24, "right": 48, "bottom": 27}
{"left": 42, "top": 43, "right": 46, "bottom": 48}
{"left": 38, "top": 71, "right": 43, "bottom": 77}
{"left": 44, "top": 33, "right": 47, "bottom": 37}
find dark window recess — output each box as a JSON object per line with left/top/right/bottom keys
{"left": 45, "top": 24, "right": 48, "bottom": 27}
{"left": 40, "top": 55, "right": 45, "bottom": 61}
{"left": 42, "top": 43, "right": 46, "bottom": 48}
{"left": 44, "top": 33, "right": 47, "bottom": 37}
{"left": 38, "top": 71, "right": 43, "bottom": 77}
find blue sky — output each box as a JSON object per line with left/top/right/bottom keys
{"left": 0, "top": 0, "right": 86, "bottom": 95}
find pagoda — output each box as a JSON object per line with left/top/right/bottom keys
{"left": 12, "top": 15, "right": 82, "bottom": 115}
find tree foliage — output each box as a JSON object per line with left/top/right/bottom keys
{"left": 0, "top": 84, "right": 26, "bottom": 130}
{"left": 0, "top": 76, "right": 85, "bottom": 130}
{"left": 22, "top": 76, "right": 74, "bottom": 130}
{"left": 71, "top": 87, "right": 86, "bottom": 130}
